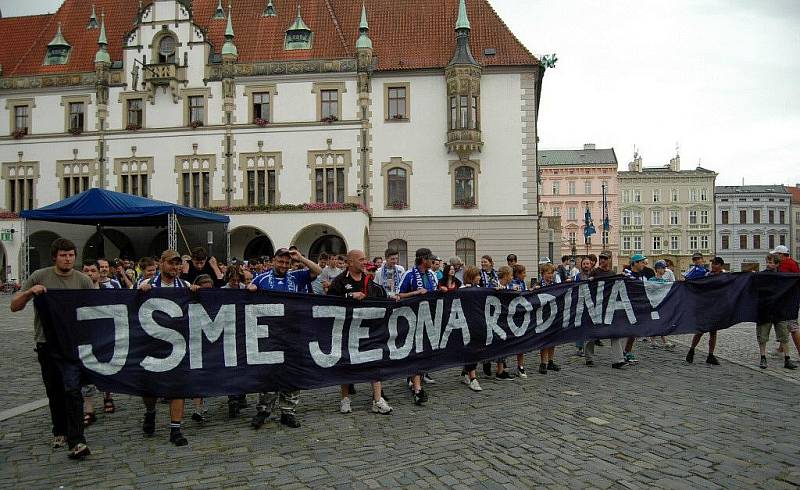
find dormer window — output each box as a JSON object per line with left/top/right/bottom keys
{"left": 285, "top": 5, "right": 313, "bottom": 50}
{"left": 44, "top": 23, "right": 71, "bottom": 65}
{"left": 158, "top": 36, "right": 177, "bottom": 63}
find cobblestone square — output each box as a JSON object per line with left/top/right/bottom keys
{"left": 1, "top": 295, "right": 799, "bottom": 488}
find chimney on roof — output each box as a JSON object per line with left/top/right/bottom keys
{"left": 628, "top": 149, "right": 642, "bottom": 172}
{"left": 583, "top": 143, "right": 595, "bottom": 150}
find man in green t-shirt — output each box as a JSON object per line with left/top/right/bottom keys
{"left": 11, "top": 238, "right": 93, "bottom": 460}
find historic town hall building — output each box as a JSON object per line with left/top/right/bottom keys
{"left": 0, "top": 0, "right": 542, "bottom": 280}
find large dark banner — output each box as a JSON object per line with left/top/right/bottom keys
{"left": 36, "top": 273, "right": 800, "bottom": 397}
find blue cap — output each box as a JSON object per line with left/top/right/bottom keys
{"left": 654, "top": 260, "right": 667, "bottom": 269}
{"left": 630, "top": 254, "right": 647, "bottom": 263}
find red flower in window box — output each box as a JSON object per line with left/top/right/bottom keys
{"left": 390, "top": 200, "right": 407, "bottom": 210}
{"left": 455, "top": 198, "right": 476, "bottom": 208}
{"left": 68, "top": 127, "right": 83, "bottom": 136}
{"left": 254, "top": 118, "right": 270, "bottom": 127}
{"left": 391, "top": 114, "right": 406, "bottom": 120}
{"left": 190, "top": 120, "right": 204, "bottom": 129}
{"left": 321, "top": 115, "right": 339, "bottom": 124}
{"left": 126, "top": 123, "right": 142, "bottom": 131}
{"left": 11, "top": 128, "right": 27, "bottom": 139}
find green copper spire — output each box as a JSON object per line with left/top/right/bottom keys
{"left": 48, "top": 22, "right": 70, "bottom": 48}
{"left": 263, "top": 0, "right": 277, "bottom": 17}
{"left": 87, "top": 4, "right": 99, "bottom": 29}
{"left": 221, "top": 3, "right": 238, "bottom": 57}
{"left": 455, "top": 0, "right": 470, "bottom": 30}
{"left": 95, "top": 12, "right": 110, "bottom": 63}
{"left": 288, "top": 3, "right": 311, "bottom": 31}
{"left": 356, "top": 1, "right": 372, "bottom": 49}
{"left": 213, "top": 0, "right": 225, "bottom": 19}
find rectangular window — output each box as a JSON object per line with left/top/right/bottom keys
{"left": 470, "top": 96, "right": 478, "bottom": 130}
{"left": 253, "top": 92, "right": 270, "bottom": 122}
{"left": 189, "top": 96, "right": 205, "bottom": 125}
{"left": 689, "top": 211, "right": 697, "bottom": 225}
{"left": 753, "top": 234, "right": 761, "bottom": 249}
{"left": 552, "top": 181, "right": 560, "bottom": 195}
{"left": 740, "top": 209, "right": 747, "bottom": 224}
{"left": 6, "top": 172, "right": 35, "bottom": 213}
{"left": 633, "top": 211, "right": 642, "bottom": 226}
{"left": 671, "top": 189, "right": 679, "bottom": 202}
{"left": 622, "top": 211, "right": 631, "bottom": 226}
{"left": 119, "top": 167, "right": 148, "bottom": 197}
{"left": 652, "top": 189, "right": 660, "bottom": 203}
{"left": 634, "top": 190, "right": 641, "bottom": 203}
{"left": 670, "top": 235, "right": 680, "bottom": 251}
{"left": 652, "top": 210, "right": 662, "bottom": 226}
{"left": 314, "top": 166, "right": 345, "bottom": 204}
{"left": 700, "top": 188, "right": 708, "bottom": 201}
{"left": 701, "top": 235, "right": 709, "bottom": 250}
{"left": 68, "top": 102, "right": 84, "bottom": 131}
{"left": 780, "top": 235, "right": 787, "bottom": 246}
{"left": 689, "top": 236, "right": 698, "bottom": 250}
{"left": 622, "top": 190, "right": 630, "bottom": 203}
{"left": 584, "top": 181, "right": 592, "bottom": 194}
{"left": 690, "top": 189, "right": 698, "bottom": 202}
{"left": 752, "top": 209, "right": 760, "bottom": 224}
{"left": 246, "top": 169, "right": 277, "bottom": 207}
{"left": 623, "top": 236, "right": 631, "bottom": 250}
{"left": 721, "top": 235, "right": 729, "bottom": 250}
{"left": 568, "top": 181, "right": 576, "bottom": 195}
{"left": 387, "top": 87, "right": 407, "bottom": 119}
{"left": 568, "top": 207, "right": 577, "bottom": 220}
{"left": 633, "top": 235, "right": 642, "bottom": 250}
{"left": 552, "top": 207, "right": 560, "bottom": 217}
{"left": 721, "top": 210, "right": 729, "bottom": 224}
{"left": 450, "top": 97, "right": 457, "bottom": 130}
{"left": 670, "top": 210, "right": 679, "bottom": 225}
{"left": 700, "top": 210, "right": 709, "bottom": 225}
{"left": 321, "top": 90, "right": 339, "bottom": 119}
{"left": 740, "top": 235, "right": 747, "bottom": 249}
{"left": 14, "top": 105, "right": 29, "bottom": 133}
{"left": 769, "top": 234, "right": 775, "bottom": 250}
{"left": 652, "top": 236, "right": 662, "bottom": 250}
{"left": 459, "top": 96, "right": 468, "bottom": 129}
{"left": 769, "top": 210, "right": 774, "bottom": 224}
{"left": 127, "top": 99, "right": 143, "bottom": 128}
{"left": 780, "top": 210, "right": 786, "bottom": 224}
{"left": 181, "top": 171, "right": 210, "bottom": 208}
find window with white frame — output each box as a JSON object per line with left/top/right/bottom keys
{"left": 700, "top": 235, "right": 709, "bottom": 250}
{"left": 622, "top": 190, "right": 630, "bottom": 203}
{"left": 116, "top": 159, "right": 151, "bottom": 198}
{"left": 671, "top": 189, "right": 679, "bottom": 202}
{"left": 568, "top": 207, "right": 577, "bottom": 220}
{"left": 690, "top": 188, "right": 698, "bottom": 202}
{"left": 652, "top": 189, "right": 660, "bottom": 203}
{"left": 652, "top": 210, "right": 662, "bottom": 226}
{"left": 623, "top": 235, "right": 631, "bottom": 250}
{"left": 622, "top": 211, "right": 631, "bottom": 226}
{"left": 670, "top": 210, "right": 679, "bottom": 225}
{"left": 700, "top": 188, "right": 708, "bottom": 201}
{"left": 652, "top": 235, "right": 662, "bottom": 250}
{"left": 633, "top": 211, "right": 642, "bottom": 226}
{"left": 552, "top": 206, "right": 560, "bottom": 216}
{"left": 584, "top": 181, "right": 592, "bottom": 194}
{"left": 670, "top": 235, "right": 680, "bottom": 250}
{"left": 2, "top": 162, "right": 37, "bottom": 213}
{"left": 689, "top": 236, "right": 699, "bottom": 250}
{"left": 721, "top": 235, "right": 729, "bottom": 250}
{"left": 59, "top": 161, "right": 93, "bottom": 198}
{"left": 700, "top": 210, "right": 709, "bottom": 224}
{"left": 689, "top": 210, "right": 698, "bottom": 224}
{"left": 552, "top": 181, "right": 560, "bottom": 195}
{"left": 780, "top": 234, "right": 787, "bottom": 246}
{"left": 633, "top": 235, "right": 642, "bottom": 250}
{"left": 569, "top": 231, "right": 577, "bottom": 242}
{"left": 176, "top": 155, "right": 215, "bottom": 208}
{"left": 634, "top": 189, "right": 641, "bottom": 202}
{"left": 568, "top": 181, "right": 576, "bottom": 195}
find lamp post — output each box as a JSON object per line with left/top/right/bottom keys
{"left": 571, "top": 236, "right": 577, "bottom": 264}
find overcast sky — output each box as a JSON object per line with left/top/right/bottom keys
{"left": 4, "top": 0, "right": 799, "bottom": 186}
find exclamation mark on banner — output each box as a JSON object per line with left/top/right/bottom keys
{"left": 643, "top": 282, "right": 674, "bottom": 321}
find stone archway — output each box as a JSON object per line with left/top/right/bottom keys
{"left": 230, "top": 226, "right": 275, "bottom": 261}
{"left": 291, "top": 224, "right": 348, "bottom": 263}
{"left": 83, "top": 228, "right": 135, "bottom": 262}
{"left": 28, "top": 230, "right": 61, "bottom": 271}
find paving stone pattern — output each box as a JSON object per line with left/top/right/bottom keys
{"left": 1, "top": 296, "right": 799, "bottom": 488}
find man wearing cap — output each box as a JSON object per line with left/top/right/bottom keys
{"left": 684, "top": 252, "right": 709, "bottom": 280}
{"left": 685, "top": 256, "right": 723, "bottom": 366}
{"left": 398, "top": 248, "right": 439, "bottom": 405}
{"left": 622, "top": 254, "right": 655, "bottom": 364}
{"left": 138, "top": 250, "right": 194, "bottom": 446}
{"left": 247, "top": 248, "right": 321, "bottom": 429}
{"left": 772, "top": 245, "right": 800, "bottom": 273}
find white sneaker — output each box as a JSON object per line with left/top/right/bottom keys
{"left": 372, "top": 397, "right": 392, "bottom": 414}
{"left": 517, "top": 366, "right": 528, "bottom": 378}
{"left": 422, "top": 373, "right": 436, "bottom": 384}
{"left": 468, "top": 378, "right": 482, "bottom": 392}
{"left": 340, "top": 397, "right": 352, "bottom": 414}
{"left": 462, "top": 374, "right": 471, "bottom": 385}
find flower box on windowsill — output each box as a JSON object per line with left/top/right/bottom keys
{"left": 126, "top": 123, "right": 142, "bottom": 131}
{"left": 68, "top": 127, "right": 83, "bottom": 136}
{"left": 254, "top": 118, "right": 270, "bottom": 128}
{"left": 320, "top": 115, "right": 339, "bottom": 124}
{"left": 455, "top": 199, "right": 477, "bottom": 209}
{"left": 190, "top": 120, "right": 204, "bottom": 129}
{"left": 11, "top": 128, "right": 27, "bottom": 139}
{"left": 389, "top": 201, "right": 407, "bottom": 210}
{"left": 389, "top": 114, "right": 408, "bottom": 121}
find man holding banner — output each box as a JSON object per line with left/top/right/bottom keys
{"left": 248, "top": 248, "right": 322, "bottom": 429}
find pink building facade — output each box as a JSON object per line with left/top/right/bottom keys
{"left": 538, "top": 144, "right": 620, "bottom": 268}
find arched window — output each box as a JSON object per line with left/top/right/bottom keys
{"left": 388, "top": 239, "right": 408, "bottom": 268}
{"left": 454, "top": 166, "right": 475, "bottom": 206}
{"left": 158, "top": 35, "right": 177, "bottom": 63}
{"left": 387, "top": 167, "right": 407, "bottom": 207}
{"left": 455, "top": 238, "right": 476, "bottom": 267}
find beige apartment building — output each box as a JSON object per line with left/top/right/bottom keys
{"left": 618, "top": 152, "right": 717, "bottom": 272}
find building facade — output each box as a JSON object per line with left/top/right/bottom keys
{"left": 715, "top": 185, "right": 791, "bottom": 271}
{"left": 618, "top": 152, "right": 717, "bottom": 272}
{"left": 0, "top": 0, "right": 543, "bottom": 281}
{"left": 538, "top": 144, "right": 620, "bottom": 266}
{"left": 790, "top": 184, "right": 800, "bottom": 260}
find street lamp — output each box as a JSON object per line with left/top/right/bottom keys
{"left": 571, "top": 236, "right": 577, "bottom": 263}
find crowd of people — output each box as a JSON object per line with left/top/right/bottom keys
{"left": 9, "top": 238, "right": 800, "bottom": 459}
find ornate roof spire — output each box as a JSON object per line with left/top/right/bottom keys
{"left": 213, "top": 0, "right": 225, "bottom": 19}
{"left": 87, "top": 4, "right": 99, "bottom": 29}
{"left": 455, "top": 0, "right": 471, "bottom": 31}
{"left": 95, "top": 12, "right": 111, "bottom": 64}
{"left": 285, "top": 2, "right": 313, "bottom": 50}
{"left": 263, "top": 0, "right": 277, "bottom": 17}
{"left": 288, "top": 2, "right": 311, "bottom": 31}
{"left": 356, "top": 1, "right": 372, "bottom": 49}
{"left": 449, "top": 0, "right": 478, "bottom": 66}
{"left": 222, "top": 3, "right": 238, "bottom": 57}
{"left": 48, "top": 22, "right": 70, "bottom": 48}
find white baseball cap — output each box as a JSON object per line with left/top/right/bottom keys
{"left": 771, "top": 245, "right": 789, "bottom": 254}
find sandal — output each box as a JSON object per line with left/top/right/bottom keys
{"left": 103, "top": 396, "right": 115, "bottom": 414}
{"left": 84, "top": 412, "right": 97, "bottom": 427}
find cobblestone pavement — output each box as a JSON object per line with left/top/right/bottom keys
{"left": 1, "top": 295, "right": 799, "bottom": 488}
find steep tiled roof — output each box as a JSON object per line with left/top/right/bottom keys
{"left": 2, "top": 0, "right": 538, "bottom": 77}
{"left": 538, "top": 148, "right": 618, "bottom": 166}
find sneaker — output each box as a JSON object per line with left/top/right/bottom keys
{"left": 67, "top": 443, "right": 91, "bottom": 460}
{"left": 517, "top": 366, "right": 528, "bottom": 378}
{"left": 468, "top": 378, "right": 482, "bottom": 392}
{"left": 52, "top": 435, "right": 67, "bottom": 449}
{"left": 594, "top": 340, "right": 604, "bottom": 347}
{"left": 422, "top": 373, "right": 436, "bottom": 384}
{"left": 686, "top": 348, "right": 695, "bottom": 364}
{"left": 495, "top": 371, "right": 515, "bottom": 380}
{"left": 785, "top": 358, "right": 798, "bottom": 370}
{"left": 624, "top": 352, "right": 639, "bottom": 364}
{"left": 611, "top": 362, "right": 627, "bottom": 369}
{"left": 547, "top": 360, "right": 561, "bottom": 372}
{"left": 280, "top": 413, "right": 301, "bottom": 428}
{"left": 462, "top": 374, "right": 471, "bottom": 386}
{"left": 413, "top": 390, "right": 426, "bottom": 406}
{"left": 340, "top": 397, "right": 352, "bottom": 414}
{"left": 417, "top": 389, "right": 429, "bottom": 403}
{"left": 706, "top": 354, "right": 720, "bottom": 366}
{"left": 759, "top": 356, "right": 768, "bottom": 369}
{"left": 142, "top": 411, "right": 156, "bottom": 436}
{"left": 372, "top": 397, "right": 393, "bottom": 414}
{"left": 251, "top": 410, "right": 269, "bottom": 429}
{"left": 169, "top": 429, "right": 188, "bottom": 446}
{"left": 538, "top": 363, "right": 547, "bottom": 375}
{"left": 482, "top": 362, "right": 492, "bottom": 376}
{"left": 191, "top": 411, "right": 209, "bottom": 424}
{"left": 585, "top": 359, "right": 594, "bottom": 367}
{"left": 576, "top": 348, "right": 585, "bottom": 357}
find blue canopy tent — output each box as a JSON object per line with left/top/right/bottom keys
{"left": 20, "top": 189, "right": 229, "bottom": 277}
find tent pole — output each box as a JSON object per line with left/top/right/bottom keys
{"left": 225, "top": 224, "right": 230, "bottom": 262}
{"left": 22, "top": 218, "right": 29, "bottom": 281}
{"left": 168, "top": 212, "right": 177, "bottom": 253}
